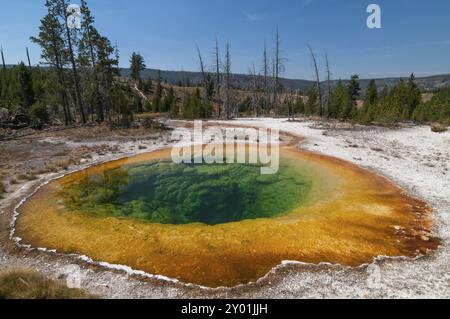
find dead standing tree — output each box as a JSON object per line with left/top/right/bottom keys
{"left": 272, "top": 27, "right": 285, "bottom": 114}
{"left": 196, "top": 45, "right": 208, "bottom": 99}
{"left": 262, "top": 42, "right": 270, "bottom": 115}
{"left": 213, "top": 37, "right": 221, "bottom": 117}
{"left": 286, "top": 89, "right": 296, "bottom": 121}
{"left": 325, "top": 50, "right": 332, "bottom": 119}
{"left": 223, "top": 42, "right": 232, "bottom": 119}
{"left": 26, "top": 47, "right": 32, "bottom": 70}
{"left": 58, "top": 0, "right": 86, "bottom": 124}
{"left": 308, "top": 45, "right": 323, "bottom": 118}
{"left": 1, "top": 46, "right": 6, "bottom": 69}
{"left": 273, "top": 28, "right": 280, "bottom": 113}
{"left": 197, "top": 45, "right": 206, "bottom": 83}
{"left": 249, "top": 63, "right": 260, "bottom": 117}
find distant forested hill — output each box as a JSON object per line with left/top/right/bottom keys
{"left": 5, "top": 65, "right": 448, "bottom": 92}
{"left": 119, "top": 68, "right": 450, "bottom": 92}
{"left": 330, "top": 74, "right": 450, "bottom": 92}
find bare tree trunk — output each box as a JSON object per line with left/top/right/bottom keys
{"left": 262, "top": 42, "right": 269, "bottom": 115}
{"left": 85, "top": 19, "right": 104, "bottom": 122}
{"left": 56, "top": 64, "right": 71, "bottom": 125}
{"left": 61, "top": 2, "right": 86, "bottom": 124}
{"left": 273, "top": 27, "right": 280, "bottom": 114}
{"left": 249, "top": 63, "right": 259, "bottom": 117}
{"left": 290, "top": 90, "right": 296, "bottom": 121}
{"left": 325, "top": 51, "right": 332, "bottom": 119}
{"left": 213, "top": 37, "right": 221, "bottom": 118}
{"left": 1, "top": 46, "right": 6, "bottom": 69}
{"left": 223, "top": 42, "right": 232, "bottom": 119}
{"left": 271, "top": 56, "right": 276, "bottom": 112}
{"left": 26, "top": 47, "right": 32, "bottom": 70}
{"left": 49, "top": 31, "right": 71, "bottom": 125}
{"left": 308, "top": 45, "right": 323, "bottom": 118}
{"left": 197, "top": 45, "right": 206, "bottom": 82}
{"left": 197, "top": 45, "right": 210, "bottom": 102}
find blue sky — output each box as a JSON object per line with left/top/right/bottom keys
{"left": 1, "top": 0, "right": 450, "bottom": 80}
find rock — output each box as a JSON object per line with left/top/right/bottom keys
{"left": 11, "top": 106, "right": 30, "bottom": 125}
{"left": 0, "top": 107, "right": 10, "bottom": 122}
{"left": 431, "top": 123, "right": 448, "bottom": 133}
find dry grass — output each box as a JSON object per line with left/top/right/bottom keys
{"left": 0, "top": 146, "right": 30, "bottom": 163}
{"left": 57, "top": 158, "right": 79, "bottom": 171}
{"left": 17, "top": 173, "right": 38, "bottom": 181}
{"left": 0, "top": 170, "right": 6, "bottom": 196}
{"left": 44, "top": 165, "right": 58, "bottom": 173}
{"left": 0, "top": 180, "right": 5, "bottom": 198}
{"left": 36, "top": 168, "right": 51, "bottom": 175}
{"left": 0, "top": 269, "right": 95, "bottom": 299}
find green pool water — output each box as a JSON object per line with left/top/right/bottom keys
{"left": 60, "top": 160, "right": 313, "bottom": 225}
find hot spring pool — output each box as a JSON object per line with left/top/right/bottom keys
{"left": 60, "top": 159, "right": 313, "bottom": 225}
{"left": 15, "top": 145, "right": 436, "bottom": 287}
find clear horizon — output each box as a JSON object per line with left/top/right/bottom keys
{"left": 1, "top": 0, "right": 450, "bottom": 80}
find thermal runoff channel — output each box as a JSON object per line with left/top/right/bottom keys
{"left": 16, "top": 146, "right": 437, "bottom": 287}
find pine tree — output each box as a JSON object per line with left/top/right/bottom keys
{"left": 162, "top": 87, "right": 175, "bottom": 113}
{"left": 79, "top": 0, "right": 104, "bottom": 121}
{"left": 31, "top": 6, "right": 71, "bottom": 124}
{"left": 330, "top": 80, "right": 353, "bottom": 120}
{"left": 406, "top": 73, "right": 421, "bottom": 118}
{"left": 28, "top": 1, "right": 123, "bottom": 125}
{"left": 346, "top": 75, "right": 360, "bottom": 120}
{"left": 131, "top": 95, "right": 143, "bottom": 113}
{"left": 17, "top": 62, "right": 35, "bottom": 109}
{"left": 394, "top": 80, "right": 407, "bottom": 121}
{"left": 305, "top": 87, "right": 317, "bottom": 116}
{"left": 361, "top": 79, "right": 378, "bottom": 123}
{"left": 205, "top": 74, "right": 214, "bottom": 102}
{"left": 348, "top": 74, "right": 361, "bottom": 102}
{"left": 57, "top": 0, "right": 86, "bottom": 123}
{"left": 365, "top": 80, "right": 378, "bottom": 106}
{"left": 183, "top": 93, "right": 193, "bottom": 119}
{"left": 152, "top": 71, "right": 162, "bottom": 112}
{"left": 191, "top": 88, "right": 202, "bottom": 119}
{"left": 130, "top": 52, "right": 146, "bottom": 82}
{"left": 80, "top": 0, "right": 99, "bottom": 68}
{"left": 294, "top": 96, "right": 305, "bottom": 115}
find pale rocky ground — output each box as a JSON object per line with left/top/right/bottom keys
{"left": 0, "top": 119, "right": 449, "bottom": 298}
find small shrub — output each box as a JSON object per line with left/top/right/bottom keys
{"left": 0, "top": 269, "right": 94, "bottom": 299}
{"left": 57, "top": 159, "right": 77, "bottom": 170}
{"left": 46, "top": 166, "right": 58, "bottom": 173}
{"left": 28, "top": 102, "right": 49, "bottom": 125}
{"left": 142, "top": 118, "right": 170, "bottom": 130}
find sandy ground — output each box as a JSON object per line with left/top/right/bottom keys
{"left": 0, "top": 119, "right": 449, "bottom": 298}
